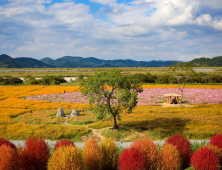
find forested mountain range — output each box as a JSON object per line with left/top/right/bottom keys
{"left": 0, "top": 54, "right": 222, "bottom": 68}
{"left": 0, "top": 54, "right": 53, "bottom": 68}
{"left": 189, "top": 56, "right": 222, "bottom": 67}
{"left": 40, "top": 56, "right": 176, "bottom": 68}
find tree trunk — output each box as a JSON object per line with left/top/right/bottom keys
{"left": 180, "top": 89, "right": 184, "bottom": 107}
{"left": 113, "top": 115, "right": 119, "bottom": 129}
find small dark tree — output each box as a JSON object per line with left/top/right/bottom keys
{"left": 80, "top": 69, "right": 143, "bottom": 129}
{"left": 24, "top": 75, "right": 36, "bottom": 82}
{"left": 77, "top": 74, "right": 84, "bottom": 81}
{"left": 168, "top": 62, "right": 194, "bottom": 106}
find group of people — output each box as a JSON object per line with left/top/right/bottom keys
{"left": 171, "top": 97, "right": 178, "bottom": 104}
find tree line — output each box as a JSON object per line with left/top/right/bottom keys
{"left": 133, "top": 72, "right": 222, "bottom": 84}
{"left": 0, "top": 75, "right": 66, "bottom": 85}
{"left": 190, "top": 56, "right": 222, "bottom": 67}
{"left": 0, "top": 72, "right": 222, "bottom": 85}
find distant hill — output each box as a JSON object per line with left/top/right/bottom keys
{"left": 0, "top": 54, "right": 20, "bottom": 68}
{"left": 1, "top": 54, "right": 222, "bottom": 68}
{"left": 0, "top": 54, "right": 53, "bottom": 68}
{"left": 14, "top": 57, "right": 53, "bottom": 68}
{"left": 189, "top": 56, "right": 222, "bottom": 67}
{"left": 40, "top": 57, "right": 56, "bottom": 66}
{"left": 40, "top": 56, "right": 176, "bottom": 68}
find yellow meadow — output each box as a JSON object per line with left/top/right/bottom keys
{"left": 0, "top": 85, "right": 221, "bottom": 140}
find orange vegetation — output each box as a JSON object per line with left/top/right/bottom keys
{"left": 0, "top": 85, "right": 222, "bottom": 140}
{"left": 0, "top": 86, "right": 89, "bottom": 140}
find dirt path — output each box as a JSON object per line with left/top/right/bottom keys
{"left": 88, "top": 127, "right": 104, "bottom": 139}
{"left": 64, "top": 119, "right": 104, "bottom": 140}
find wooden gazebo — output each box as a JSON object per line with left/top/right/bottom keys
{"left": 164, "top": 93, "right": 181, "bottom": 104}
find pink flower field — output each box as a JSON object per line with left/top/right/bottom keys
{"left": 25, "top": 88, "right": 222, "bottom": 106}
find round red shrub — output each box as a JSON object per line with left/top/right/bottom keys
{"left": 0, "top": 144, "right": 19, "bottom": 170}
{"left": 191, "top": 147, "right": 220, "bottom": 170}
{"left": 165, "top": 134, "right": 191, "bottom": 168}
{"left": 54, "top": 139, "right": 75, "bottom": 150}
{"left": 119, "top": 147, "right": 146, "bottom": 170}
{"left": 200, "top": 145, "right": 222, "bottom": 164}
{"left": 0, "top": 138, "right": 16, "bottom": 150}
{"left": 17, "top": 137, "right": 50, "bottom": 170}
{"left": 209, "top": 134, "right": 222, "bottom": 149}
{"left": 131, "top": 138, "right": 158, "bottom": 170}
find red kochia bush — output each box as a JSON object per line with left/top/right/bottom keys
{"left": 82, "top": 138, "right": 101, "bottom": 170}
{"left": 0, "top": 138, "right": 16, "bottom": 150}
{"left": 131, "top": 138, "right": 158, "bottom": 170}
{"left": 209, "top": 134, "right": 222, "bottom": 149}
{"left": 158, "top": 144, "right": 182, "bottom": 170}
{"left": 54, "top": 139, "right": 75, "bottom": 150}
{"left": 191, "top": 147, "right": 220, "bottom": 170}
{"left": 119, "top": 147, "right": 146, "bottom": 170}
{"left": 200, "top": 145, "right": 222, "bottom": 163}
{"left": 165, "top": 134, "right": 192, "bottom": 169}
{"left": 17, "top": 137, "right": 50, "bottom": 170}
{"left": 0, "top": 144, "right": 19, "bottom": 170}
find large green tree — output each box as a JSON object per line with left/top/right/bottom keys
{"left": 80, "top": 69, "right": 143, "bottom": 129}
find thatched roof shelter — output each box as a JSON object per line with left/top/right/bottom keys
{"left": 164, "top": 93, "right": 181, "bottom": 104}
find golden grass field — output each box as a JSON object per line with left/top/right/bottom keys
{"left": 0, "top": 85, "right": 221, "bottom": 141}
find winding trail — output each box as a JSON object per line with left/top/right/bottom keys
{"left": 64, "top": 118, "right": 104, "bottom": 140}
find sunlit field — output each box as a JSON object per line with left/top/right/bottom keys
{"left": 0, "top": 85, "right": 222, "bottom": 141}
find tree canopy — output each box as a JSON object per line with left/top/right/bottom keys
{"left": 80, "top": 69, "right": 143, "bottom": 129}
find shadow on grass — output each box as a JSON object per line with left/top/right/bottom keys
{"left": 102, "top": 126, "right": 133, "bottom": 141}
{"left": 120, "top": 117, "right": 191, "bottom": 139}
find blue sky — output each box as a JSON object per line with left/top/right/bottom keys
{"left": 0, "top": 0, "right": 222, "bottom": 61}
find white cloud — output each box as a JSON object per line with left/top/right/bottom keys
{"left": 82, "top": 45, "right": 96, "bottom": 51}
{"left": 213, "top": 19, "right": 222, "bottom": 30}
{"left": 194, "top": 56, "right": 205, "bottom": 59}
{"left": 196, "top": 14, "right": 212, "bottom": 26}
{"left": 198, "top": 0, "right": 222, "bottom": 9}
{"left": 17, "top": 46, "right": 36, "bottom": 51}
{"left": 0, "top": 0, "right": 222, "bottom": 61}
{"left": 48, "top": 2, "right": 93, "bottom": 25}
{"left": 143, "top": 46, "right": 154, "bottom": 50}
{"left": 7, "top": 0, "right": 52, "bottom": 5}
{"left": 1, "top": 6, "right": 35, "bottom": 16}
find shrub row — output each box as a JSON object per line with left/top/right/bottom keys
{"left": 0, "top": 134, "right": 222, "bottom": 170}
{"left": 132, "top": 73, "right": 222, "bottom": 84}
{"left": 0, "top": 75, "right": 67, "bottom": 85}
{"left": 0, "top": 76, "right": 23, "bottom": 85}
{"left": 24, "top": 75, "right": 67, "bottom": 85}
{"left": 2, "top": 72, "right": 222, "bottom": 85}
